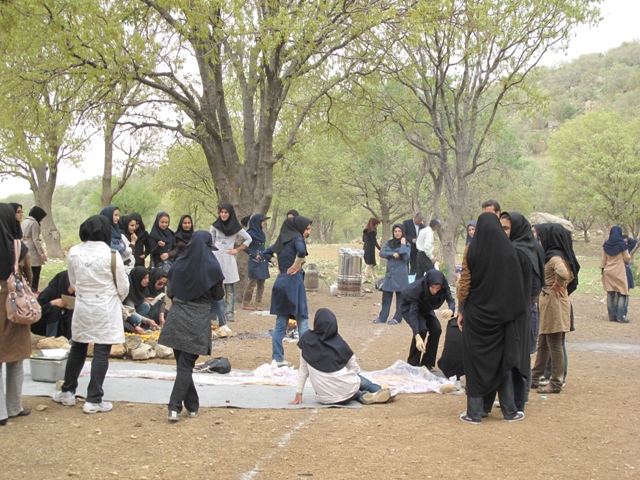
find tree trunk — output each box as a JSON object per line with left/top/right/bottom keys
{"left": 31, "top": 164, "right": 64, "bottom": 258}
{"left": 100, "top": 122, "right": 116, "bottom": 208}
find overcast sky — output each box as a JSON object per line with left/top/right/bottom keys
{"left": 2, "top": 0, "right": 639, "bottom": 199}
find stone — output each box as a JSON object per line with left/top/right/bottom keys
{"left": 35, "top": 404, "right": 48, "bottom": 411}
{"left": 145, "top": 337, "right": 158, "bottom": 348}
{"left": 125, "top": 336, "right": 143, "bottom": 351}
{"left": 130, "top": 343, "right": 155, "bottom": 360}
{"left": 37, "top": 336, "right": 70, "bottom": 350}
{"left": 439, "top": 384, "right": 458, "bottom": 394}
{"left": 110, "top": 344, "right": 127, "bottom": 358}
{"left": 154, "top": 344, "right": 174, "bottom": 359}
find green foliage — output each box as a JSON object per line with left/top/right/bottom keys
{"left": 549, "top": 111, "right": 640, "bottom": 227}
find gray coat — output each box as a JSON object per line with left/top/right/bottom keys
{"left": 380, "top": 242, "right": 410, "bottom": 292}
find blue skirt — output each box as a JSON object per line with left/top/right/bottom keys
{"left": 269, "top": 271, "right": 308, "bottom": 319}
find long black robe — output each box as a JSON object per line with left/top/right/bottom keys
{"left": 462, "top": 212, "right": 528, "bottom": 397}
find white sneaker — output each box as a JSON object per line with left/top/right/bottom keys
{"left": 361, "top": 388, "right": 391, "bottom": 405}
{"left": 271, "top": 359, "right": 291, "bottom": 368}
{"left": 52, "top": 390, "right": 76, "bottom": 406}
{"left": 83, "top": 401, "right": 113, "bottom": 414}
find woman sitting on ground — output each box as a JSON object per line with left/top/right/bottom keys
{"left": 145, "top": 268, "right": 168, "bottom": 327}
{"left": 289, "top": 308, "right": 393, "bottom": 406}
{"left": 124, "top": 266, "right": 159, "bottom": 334}
{"left": 32, "top": 271, "right": 75, "bottom": 339}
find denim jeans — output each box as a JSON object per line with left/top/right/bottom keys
{"left": 224, "top": 284, "right": 235, "bottom": 322}
{"left": 483, "top": 368, "right": 527, "bottom": 413}
{"left": 607, "top": 291, "right": 628, "bottom": 322}
{"left": 467, "top": 370, "right": 517, "bottom": 422}
{"left": 62, "top": 342, "right": 112, "bottom": 403}
{"left": 127, "top": 302, "right": 151, "bottom": 328}
{"left": 378, "top": 291, "right": 402, "bottom": 323}
{"left": 209, "top": 298, "right": 225, "bottom": 326}
{"left": 168, "top": 349, "right": 199, "bottom": 414}
{"left": 272, "top": 315, "right": 309, "bottom": 361}
{"left": 352, "top": 375, "right": 382, "bottom": 403}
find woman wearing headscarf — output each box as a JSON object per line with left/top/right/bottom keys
{"left": 494, "top": 212, "right": 545, "bottom": 413}
{"left": 209, "top": 203, "right": 251, "bottom": 325}
{"left": 52, "top": 215, "right": 129, "bottom": 414}
{"left": 123, "top": 266, "right": 158, "bottom": 334}
{"left": 400, "top": 269, "right": 455, "bottom": 371}
{"left": 158, "top": 230, "right": 224, "bottom": 421}
{"left": 31, "top": 271, "right": 75, "bottom": 339}
{"left": 21, "top": 206, "right": 47, "bottom": 291}
{"left": 100, "top": 206, "right": 126, "bottom": 253}
{"left": 174, "top": 215, "right": 194, "bottom": 258}
{"left": 530, "top": 223, "right": 578, "bottom": 394}
{"left": 242, "top": 213, "right": 271, "bottom": 311}
{"left": 465, "top": 220, "right": 476, "bottom": 246}
{"left": 601, "top": 226, "right": 631, "bottom": 323}
{"left": 9, "top": 203, "right": 23, "bottom": 239}
{"left": 117, "top": 214, "right": 138, "bottom": 272}
{"left": 289, "top": 308, "right": 392, "bottom": 406}
{"left": 0, "top": 203, "right": 33, "bottom": 425}
{"left": 362, "top": 217, "right": 381, "bottom": 283}
{"left": 262, "top": 216, "right": 313, "bottom": 366}
{"left": 456, "top": 212, "right": 527, "bottom": 424}
{"left": 149, "top": 212, "right": 176, "bottom": 272}
{"left": 145, "top": 268, "right": 168, "bottom": 326}
{"left": 119, "top": 213, "right": 150, "bottom": 267}
{"left": 286, "top": 210, "right": 299, "bottom": 218}
{"left": 373, "top": 225, "right": 410, "bottom": 325}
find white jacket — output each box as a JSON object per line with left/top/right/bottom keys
{"left": 68, "top": 241, "right": 129, "bottom": 344}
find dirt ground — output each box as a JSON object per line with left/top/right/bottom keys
{"left": 2, "top": 241, "right": 639, "bottom": 480}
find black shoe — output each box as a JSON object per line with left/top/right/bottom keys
{"left": 615, "top": 319, "right": 630, "bottom": 324}
{"left": 0, "top": 418, "right": 7, "bottom": 426}
{"left": 9, "top": 408, "right": 31, "bottom": 418}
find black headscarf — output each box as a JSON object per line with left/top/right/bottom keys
{"left": 603, "top": 226, "right": 628, "bottom": 256}
{"left": 534, "top": 223, "right": 580, "bottom": 295}
{"left": 272, "top": 216, "right": 312, "bottom": 255}
{"left": 118, "top": 214, "right": 133, "bottom": 241}
{"left": 175, "top": 214, "right": 194, "bottom": 245}
{"left": 247, "top": 214, "right": 269, "bottom": 244}
{"left": 504, "top": 212, "right": 545, "bottom": 283}
{"left": 387, "top": 224, "right": 404, "bottom": 249}
{"left": 298, "top": 308, "right": 354, "bottom": 373}
{"left": 38, "top": 271, "right": 72, "bottom": 306}
{"left": 286, "top": 209, "right": 299, "bottom": 217}
{"left": 466, "top": 212, "right": 527, "bottom": 324}
{"left": 126, "top": 266, "right": 149, "bottom": 306}
{"left": 100, "top": 205, "right": 122, "bottom": 245}
{"left": 0, "top": 203, "right": 17, "bottom": 280}
{"left": 146, "top": 268, "right": 168, "bottom": 297}
{"left": 168, "top": 230, "right": 225, "bottom": 302}
{"left": 211, "top": 203, "right": 242, "bottom": 237}
{"left": 149, "top": 212, "right": 175, "bottom": 244}
{"left": 28, "top": 206, "right": 47, "bottom": 224}
{"left": 465, "top": 220, "right": 476, "bottom": 246}
{"left": 79, "top": 215, "right": 112, "bottom": 245}
{"left": 129, "top": 212, "right": 148, "bottom": 245}
{"left": 9, "top": 202, "right": 23, "bottom": 239}
{"left": 402, "top": 269, "right": 451, "bottom": 310}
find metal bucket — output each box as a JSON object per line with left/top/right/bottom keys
{"left": 338, "top": 248, "right": 364, "bottom": 296}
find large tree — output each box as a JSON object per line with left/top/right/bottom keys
{"left": 111, "top": 0, "right": 394, "bottom": 218}
{"left": 376, "top": 0, "right": 601, "bottom": 281}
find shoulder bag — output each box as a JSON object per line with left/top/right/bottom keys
{"left": 6, "top": 239, "right": 42, "bottom": 325}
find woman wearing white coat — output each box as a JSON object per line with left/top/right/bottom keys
{"left": 53, "top": 215, "right": 129, "bottom": 414}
